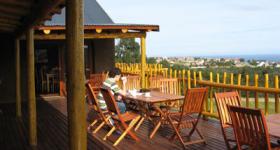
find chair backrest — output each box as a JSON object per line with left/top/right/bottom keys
{"left": 123, "top": 75, "right": 140, "bottom": 90}
{"left": 227, "top": 105, "right": 271, "bottom": 150}
{"left": 100, "top": 88, "right": 121, "bottom": 115}
{"left": 85, "top": 83, "right": 100, "bottom": 107}
{"left": 160, "top": 78, "right": 179, "bottom": 95}
{"left": 149, "top": 76, "right": 162, "bottom": 89}
{"left": 214, "top": 91, "right": 241, "bottom": 125}
{"left": 89, "top": 73, "right": 106, "bottom": 90}
{"left": 181, "top": 87, "right": 208, "bottom": 114}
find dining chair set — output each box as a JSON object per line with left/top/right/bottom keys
{"left": 86, "top": 73, "right": 278, "bottom": 149}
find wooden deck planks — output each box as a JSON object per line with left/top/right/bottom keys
{"left": 1, "top": 97, "right": 278, "bottom": 150}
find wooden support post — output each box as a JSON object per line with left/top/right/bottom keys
{"left": 140, "top": 37, "right": 146, "bottom": 88}
{"left": 26, "top": 28, "right": 37, "bottom": 146}
{"left": 66, "top": 0, "right": 87, "bottom": 149}
{"left": 275, "top": 75, "right": 279, "bottom": 113}
{"left": 15, "top": 38, "right": 21, "bottom": 118}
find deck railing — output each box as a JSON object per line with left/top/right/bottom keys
{"left": 116, "top": 63, "right": 280, "bottom": 116}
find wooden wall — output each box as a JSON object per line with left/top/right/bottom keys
{"left": 0, "top": 34, "right": 16, "bottom": 102}
{"left": 91, "top": 39, "right": 115, "bottom": 73}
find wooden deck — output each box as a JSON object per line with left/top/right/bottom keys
{"left": 1, "top": 96, "right": 278, "bottom": 150}
{"left": 45, "top": 96, "right": 230, "bottom": 150}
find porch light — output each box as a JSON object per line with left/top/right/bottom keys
{"left": 122, "top": 29, "right": 128, "bottom": 33}
{"left": 43, "top": 29, "right": 51, "bottom": 34}
{"left": 96, "top": 28, "right": 102, "bottom": 33}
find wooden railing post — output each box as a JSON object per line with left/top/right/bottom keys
{"left": 237, "top": 74, "right": 242, "bottom": 96}
{"left": 169, "top": 68, "right": 173, "bottom": 78}
{"left": 230, "top": 73, "right": 234, "bottom": 85}
{"left": 275, "top": 75, "right": 279, "bottom": 113}
{"left": 223, "top": 72, "right": 227, "bottom": 84}
{"left": 209, "top": 72, "right": 213, "bottom": 114}
{"left": 199, "top": 71, "right": 202, "bottom": 81}
{"left": 182, "top": 69, "right": 186, "bottom": 92}
{"left": 193, "top": 71, "right": 197, "bottom": 87}
{"left": 178, "top": 70, "right": 182, "bottom": 95}
{"left": 264, "top": 74, "right": 269, "bottom": 115}
{"left": 245, "top": 74, "right": 250, "bottom": 107}
{"left": 187, "top": 70, "right": 191, "bottom": 89}
{"left": 15, "top": 38, "right": 21, "bottom": 118}
{"left": 66, "top": 0, "right": 87, "bottom": 149}
{"left": 254, "top": 74, "right": 259, "bottom": 108}
{"left": 26, "top": 28, "right": 37, "bottom": 146}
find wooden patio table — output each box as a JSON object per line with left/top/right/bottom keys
{"left": 125, "top": 91, "right": 184, "bottom": 139}
{"left": 266, "top": 114, "right": 280, "bottom": 139}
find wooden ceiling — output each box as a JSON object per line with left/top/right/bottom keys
{"left": 0, "top": 0, "right": 65, "bottom": 36}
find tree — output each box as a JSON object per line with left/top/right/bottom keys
{"left": 160, "top": 59, "right": 170, "bottom": 68}
{"left": 115, "top": 38, "right": 140, "bottom": 63}
{"left": 147, "top": 57, "right": 157, "bottom": 64}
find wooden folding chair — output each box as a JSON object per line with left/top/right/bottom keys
{"left": 86, "top": 83, "right": 111, "bottom": 134}
{"left": 214, "top": 91, "right": 241, "bottom": 149}
{"left": 101, "top": 88, "right": 141, "bottom": 146}
{"left": 227, "top": 105, "right": 274, "bottom": 150}
{"left": 89, "top": 73, "right": 107, "bottom": 90}
{"left": 167, "top": 87, "right": 208, "bottom": 148}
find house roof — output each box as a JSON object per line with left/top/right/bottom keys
{"left": 42, "top": 0, "right": 159, "bottom": 32}
{"left": 45, "top": 0, "right": 114, "bottom": 26}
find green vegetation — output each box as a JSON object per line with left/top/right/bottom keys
{"left": 115, "top": 38, "right": 140, "bottom": 63}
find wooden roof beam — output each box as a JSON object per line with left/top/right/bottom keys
{"left": 0, "top": 18, "right": 21, "bottom": 26}
{"left": 0, "top": 22, "right": 18, "bottom": 28}
{"left": 0, "top": 6, "right": 30, "bottom": 16}
{"left": 15, "top": 0, "right": 65, "bottom": 37}
{"left": 0, "top": 13, "right": 21, "bottom": 20}
{"left": 0, "top": 0, "right": 31, "bottom": 8}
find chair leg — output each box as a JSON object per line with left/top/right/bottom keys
{"left": 93, "top": 122, "right": 105, "bottom": 134}
{"left": 149, "top": 121, "right": 161, "bottom": 139}
{"left": 113, "top": 116, "right": 141, "bottom": 146}
{"left": 195, "top": 128, "right": 206, "bottom": 144}
{"left": 93, "top": 116, "right": 110, "bottom": 134}
{"left": 103, "top": 126, "right": 116, "bottom": 140}
{"left": 90, "top": 120, "right": 98, "bottom": 127}
{"left": 134, "top": 117, "right": 145, "bottom": 131}
{"left": 167, "top": 116, "right": 185, "bottom": 148}
{"left": 221, "top": 127, "right": 232, "bottom": 150}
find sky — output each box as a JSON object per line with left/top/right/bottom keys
{"left": 97, "top": 0, "right": 280, "bottom": 57}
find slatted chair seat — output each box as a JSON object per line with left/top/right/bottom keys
{"left": 214, "top": 91, "right": 241, "bottom": 150}
{"left": 169, "top": 114, "right": 198, "bottom": 123}
{"left": 166, "top": 87, "right": 208, "bottom": 149}
{"left": 112, "top": 112, "right": 139, "bottom": 122}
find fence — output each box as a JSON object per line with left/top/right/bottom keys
{"left": 116, "top": 63, "right": 280, "bottom": 116}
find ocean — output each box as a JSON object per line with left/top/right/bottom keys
{"left": 200, "top": 54, "right": 280, "bottom": 62}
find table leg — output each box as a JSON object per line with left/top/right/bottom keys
{"left": 47, "top": 75, "right": 50, "bottom": 93}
